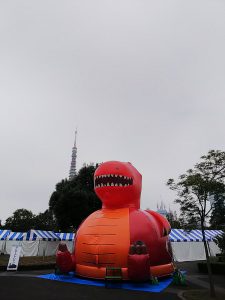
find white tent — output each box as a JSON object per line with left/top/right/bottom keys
{"left": 169, "top": 229, "right": 222, "bottom": 262}
{"left": 23, "top": 230, "right": 61, "bottom": 256}
{"left": 4, "top": 230, "right": 61, "bottom": 257}
{"left": 5, "top": 232, "right": 26, "bottom": 255}
{"left": 0, "top": 230, "right": 11, "bottom": 254}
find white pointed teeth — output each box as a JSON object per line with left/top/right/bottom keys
{"left": 95, "top": 174, "right": 133, "bottom": 188}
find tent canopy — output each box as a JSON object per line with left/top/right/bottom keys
{"left": 6, "top": 232, "right": 25, "bottom": 241}
{"left": 169, "top": 229, "right": 223, "bottom": 242}
{"left": 55, "top": 232, "right": 75, "bottom": 241}
{"left": 0, "top": 230, "right": 11, "bottom": 240}
{"left": 25, "top": 230, "right": 61, "bottom": 241}
{"left": 2, "top": 229, "right": 223, "bottom": 242}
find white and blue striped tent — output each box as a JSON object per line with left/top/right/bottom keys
{"left": 25, "top": 230, "right": 61, "bottom": 241}
{"left": 4, "top": 230, "right": 61, "bottom": 256}
{"left": 0, "top": 230, "right": 11, "bottom": 254}
{"left": 6, "top": 232, "right": 25, "bottom": 241}
{"left": 169, "top": 229, "right": 223, "bottom": 262}
{"left": 0, "top": 230, "right": 11, "bottom": 240}
{"left": 4, "top": 231, "right": 26, "bottom": 256}
{"left": 169, "top": 229, "right": 223, "bottom": 242}
{"left": 55, "top": 232, "right": 75, "bottom": 241}
{"left": 5, "top": 230, "right": 60, "bottom": 241}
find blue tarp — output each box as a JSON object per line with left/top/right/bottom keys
{"left": 38, "top": 272, "right": 173, "bottom": 293}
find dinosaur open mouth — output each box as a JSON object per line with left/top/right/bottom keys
{"left": 95, "top": 174, "right": 133, "bottom": 188}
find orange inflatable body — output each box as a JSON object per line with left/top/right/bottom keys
{"left": 75, "top": 208, "right": 130, "bottom": 279}
{"left": 57, "top": 161, "right": 174, "bottom": 280}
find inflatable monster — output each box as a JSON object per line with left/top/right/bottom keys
{"left": 56, "top": 161, "right": 174, "bottom": 280}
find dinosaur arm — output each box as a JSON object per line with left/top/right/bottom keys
{"left": 145, "top": 210, "right": 171, "bottom": 236}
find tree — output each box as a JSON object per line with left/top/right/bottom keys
{"left": 3, "top": 208, "right": 57, "bottom": 231}
{"left": 214, "top": 231, "right": 225, "bottom": 255}
{"left": 167, "top": 150, "right": 225, "bottom": 298}
{"left": 210, "top": 193, "right": 225, "bottom": 229}
{"left": 49, "top": 164, "right": 101, "bottom": 231}
{"left": 4, "top": 209, "right": 35, "bottom": 232}
{"left": 34, "top": 209, "right": 57, "bottom": 231}
{"left": 166, "top": 210, "right": 182, "bottom": 228}
{"left": 0, "top": 220, "right": 3, "bottom": 229}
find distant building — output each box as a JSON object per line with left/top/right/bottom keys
{"left": 69, "top": 130, "right": 78, "bottom": 180}
{"left": 156, "top": 202, "right": 168, "bottom": 218}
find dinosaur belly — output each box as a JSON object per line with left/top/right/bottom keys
{"left": 75, "top": 208, "right": 130, "bottom": 279}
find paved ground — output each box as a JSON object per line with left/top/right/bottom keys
{"left": 177, "top": 261, "right": 225, "bottom": 297}
{"left": 0, "top": 262, "right": 224, "bottom": 300}
{"left": 199, "top": 274, "right": 225, "bottom": 289}
{"left": 0, "top": 275, "right": 180, "bottom": 300}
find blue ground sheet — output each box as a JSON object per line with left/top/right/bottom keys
{"left": 38, "top": 272, "right": 173, "bottom": 293}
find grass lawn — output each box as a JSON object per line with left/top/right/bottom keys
{"left": 0, "top": 255, "right": 56, "bottom": 267}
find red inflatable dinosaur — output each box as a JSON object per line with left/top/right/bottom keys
{"left": 56, "top": 161, "right": 174, "bottom": 280}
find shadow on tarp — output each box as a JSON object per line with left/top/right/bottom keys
{"left": 37, "top": 272, "right": 173, "bottom": 293}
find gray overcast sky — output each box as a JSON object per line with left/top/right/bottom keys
{"left": 0, "top": 1, "right": 225, "bottom": 223}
